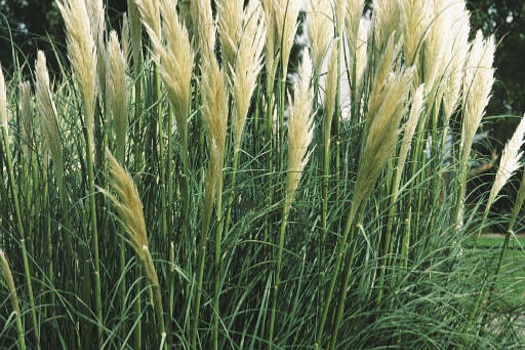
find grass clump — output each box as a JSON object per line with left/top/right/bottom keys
{"left": 0, "top": 0, "right": 524, "bottom": 349}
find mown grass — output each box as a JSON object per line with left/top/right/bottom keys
{"left": 0, "top": 0, "right": 524, "bottom": 349}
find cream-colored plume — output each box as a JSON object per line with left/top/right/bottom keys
{"left": 462, "top": 31, "right": 495, "bottom": 162}
{"left": 107, "top": 31, "right": 128, "bottom": 164}
{"left": 400, "top": 0, "right": 431, "bottom": 66}
{"left": 145, "top": 0, "right": 194, "bottom": 164}
{"left": 200, "top": 54, "right": 229, "bottom": 237}
{"left": 231, "top": 3, "right": 265, "bottom": 153}
{"left": 356, "top": 67, "right": 414, "bottom": 207}
{"left": 262, "top": 0, "right": 300, "bottom": 81}
{"left": 286, "top": 53, "right": 315, "bottom": 210}
{"left": 202, "top": 54, "right": 229, "bottom": 195}
{"left": 394, "top": 84, "right": 425, "bottom": 196}
{"left": 85, "top": 0, "right": 106, "bottom": 97}
{"left": 345, "top": 17, "right": 370, "bottom": 99}
{"left": 307, "top": 0, "right": 334, "bottom": 73}
{"left": 191, "top": 0, "right": 216, "bottom": 58}
{"left": 36, "top": 51, "right": 65, "bottom": 186}
{"left": 19, "top": 82, "right": 33, "bottom": 161}
{"left": 103, "top": 151, "right": 164, "bottom": 332}
{"left": 373, "top": 0, "right": 402, "bottom": 50}
{"left": 424, "top": 0, "right": 469, "bottom": 108}
{"left": 488, "top": 115, "right": 525, "bottom": 206}
{"left": 121, "top": 14, "right": 130, "bottom": 64}
{"left": 346, "top": 0, "right": 365, "bottom": 52}
{"left": 324, "top": 40, "right": 338, "bottom": 142}
{"left": 217, "top": 0, "right": 244, "bottom": 70}
{"left": 133, "top": 0, "right": 160, "bottom": 37}
{"left": 368, "top": 34, "right": 401, "bottom": 124}
{"left": 0, "top": 249, "right": 25, "bottom": 350}
{"left": 57, "top": 0, "right": 97, "bottom": 150}
{"left": 0, "top": 249, "right": 20, "bottom": 315}
{"left": 262, "top": 0, "right": 278, "bottom": 84}
{"left": 275, "top": 0, "right": 300, "bottom": 78}
{"left": 442, "top": 2, "right": 470, "bottom": 122}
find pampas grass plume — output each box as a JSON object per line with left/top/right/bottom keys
{"left": 442, "top": 1, "right": 470, "bottom": 121}
{"left": 286, "top": 53, "right": 315, "bottom": 209}
{"left": 192, "top": 0, "right": 216, "bottom": 58}
{"left": 36, "top": 51, "right": 65, "bottom": 185}
{"left": 401, "top": 0, "right": 431, "bottom": 66}
{"left": 231, "top": 2, "right": 265, "bottom": 153}
{"left": 57, "top": 0, "right": 97, "bottom": 150}
{"left": 19, "top": 82, "right": 33, "bottom": 161}
{"left": 307, "top": 0, "right": 333, "bottom": 73}
{"left": 357, "top": 67, "right": 414, "bottom": 207}
{"left": 217, "top": 0, "right": 244, "bottom": 70}
{"left": 134, "top": 0, "right": 160, "bottom": 37}
{"left": 0, "top": 249, "right": 26, "bottom": 350}
{"left": 488, "top": 114, "right": 525, "bottom": 206}
{"left": 147, "top": 0, "right": 194, "bottom": 163}
{"left": 395, "top": 84, "right": 425, "bottom": 195}
{"left": 324, "top": 40, "right": 338, "bottom": 141}
{"left": 462, "top": 31, "right": 495, "bottom": 160}
{"left": 107, "top": 31, "right": 128, "bottom": 163}
{"left": 275, "top": 0, "right": 300, "bottom": 76}
{"left": 346, "top": 0, "right": 365, "bottom": 50}
{"left": 103, "top": 151, "right": 165, "bottom": 333}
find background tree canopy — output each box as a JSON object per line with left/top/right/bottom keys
{"left": 1, "top": 0, "right": 524, "bottom": 140}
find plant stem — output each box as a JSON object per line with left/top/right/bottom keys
{"left": 268, "top": 199, "right": 291, "bottom": 348}
{"left": 317, "top": 199, "right": 360, "bottom": 346}
{"left": 1, "top": 127, "right": 40, "bottom": 350}
{"left": 86, "top": 132, "right": 103, "bottom": 347}
{"left": 329, "top": 207, "right": 365, "bottom": 350}
{"left": 213, "top": 182, "right": 224, "bottom": 350}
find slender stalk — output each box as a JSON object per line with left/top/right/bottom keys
{"left": 0, "top": 250, "right": 27, "bottom": 350}
{"left": 329, "top": 207, "right": 365, "bottom": 350}
{"left": 268, "top": 200, "right": 291, "bottom": 348}
{"left": 213, "top": 184, "right": 224, "bottom": 350}
{"left": 317, "top": 200, "right": 360, "bottom": 345}
{"left": 224, "top": 149, "right": 240, "bottom": 239}
{"left": 1, "top": 127, "right": 40, "bottom": 350}
{"left": 85, "top": 132, "right": 103, "bottom": 346}
{"left": 495, "top": 170, "right": 525, "bottom": 278}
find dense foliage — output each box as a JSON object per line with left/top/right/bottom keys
{"left": 0, "top": 1, "right": 524, "bottom": 349}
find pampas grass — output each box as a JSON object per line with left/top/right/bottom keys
{"left": 0, "top": 250, "right": 26, "bottom": 350}
{"left": 269, "top": 52, "right": 315, "bottom": 348}
{"left": 230, "top": 2, "right": 265, "bottom": 154}
{"left": 217, "top": 0, "right": 244, "bottom": 71}
{"left": 401, "top": 0, "right": 431, "bottom": 67}
{"left": 107, "top": 31, "right": 128, "bottom": 164}
{"left": 1, "top": 1, "right": 525, "bottom": 349}
{"left": 307, "top": 0, "right": 334, "bottom": 74}
{"left": 102, "top": 151, "right": 166, "bottom": 347}
{"left": 57, "top": 0, "right": 97, "bottom": 148}
{"left": 194, "top": 51, "right": 229, "bottom": 350}
{"left": 454, "top": 30, "right": 496, "bottom": 233}
{"left": 0, "top": 63, "right": 40, "bottom": 350}
{"left": 36, "top": 51, "right": 65, "bottom": 190}
{"left": 477, "top": 115, "right": 525, "bottom": 240}
{"left": 19, "top": 82, "right": 33, "bottom": 161}
{"left": 57, "top": 0, "right": 102, "bottom": 342}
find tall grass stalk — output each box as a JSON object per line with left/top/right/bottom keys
{"left": 0, "top": 250, "right": 26, "bottom": 350}
{"left": 0, "top": 65, "right": 40, "bottom": 350}
{"left": 102, "top": 152, "right": 167, "bottom": 349}
{"left": 268, "top": 54, "right": 314, "bottom": 348}
{"left": 0, "top": 1, "right": 524, "bottom": 349}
